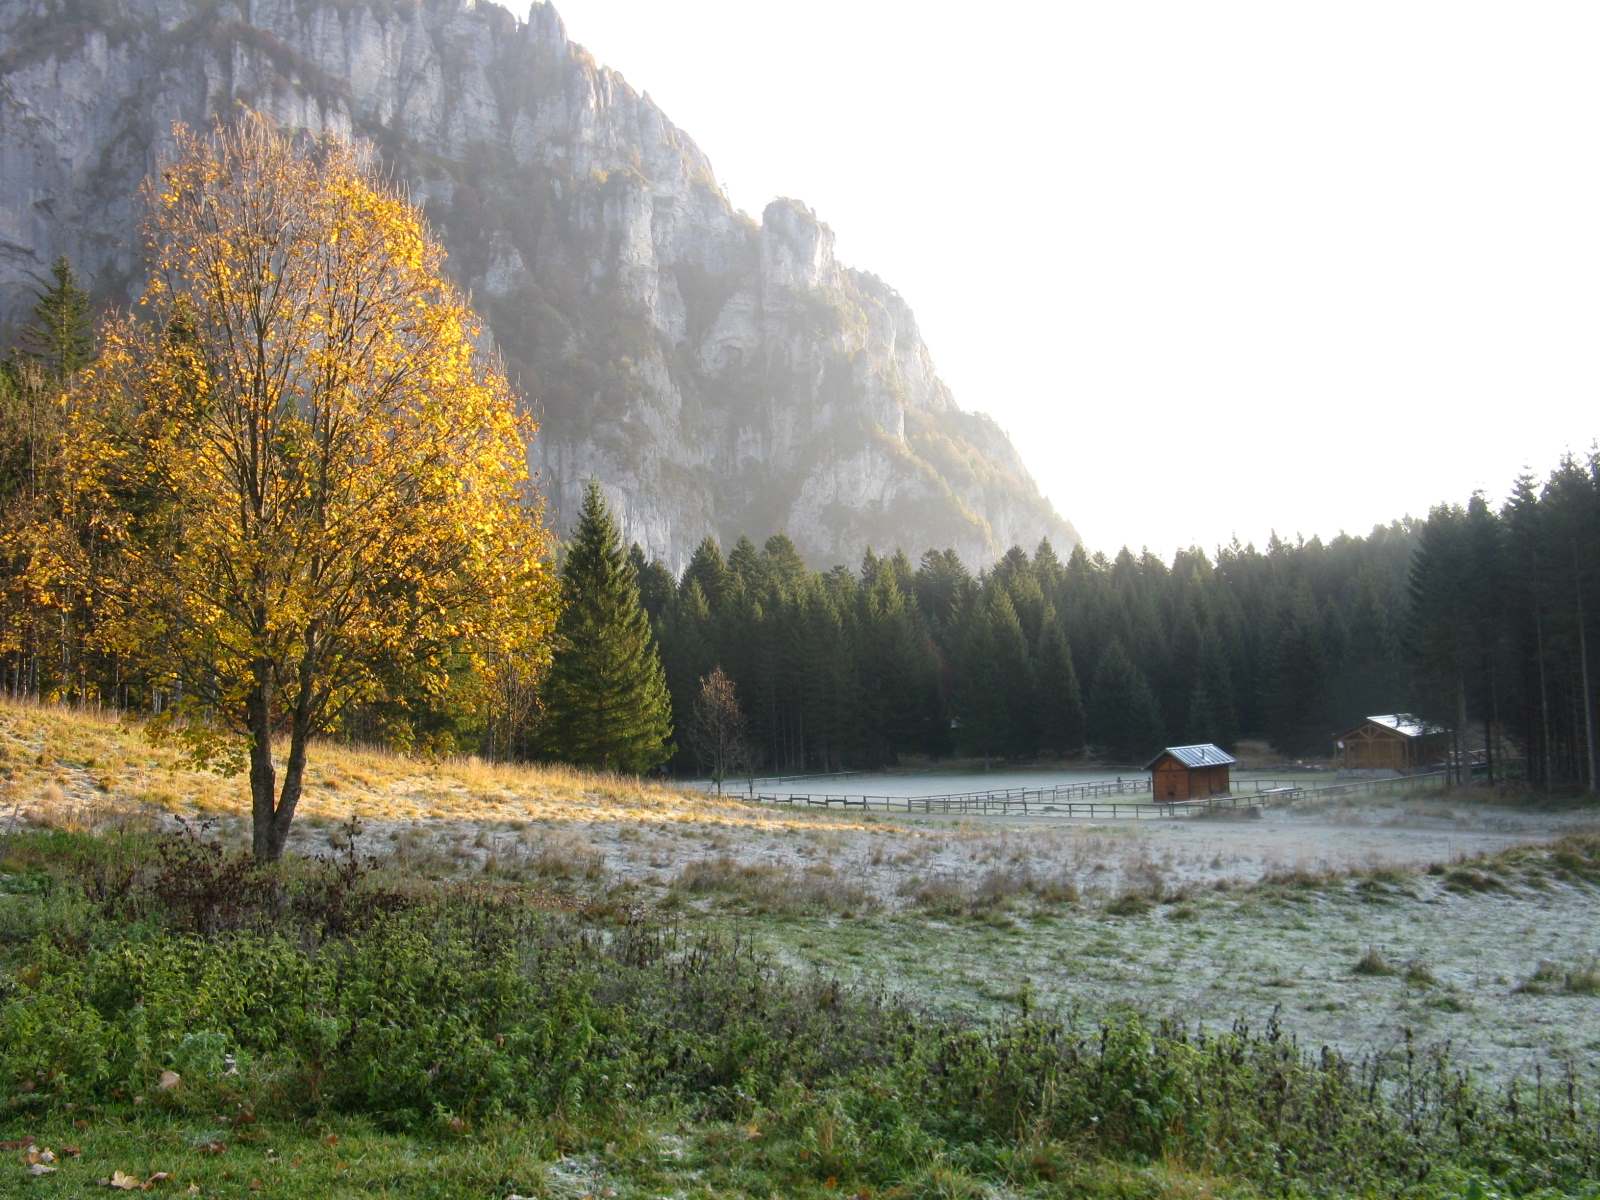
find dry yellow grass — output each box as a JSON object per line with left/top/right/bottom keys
{"left": 0, "top": 697, "right": 882, "bottom": 836}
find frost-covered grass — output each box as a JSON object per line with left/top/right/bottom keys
{"left": 727, "top": 831, "right": 1600, "bottom": 1083}
{"left": 4, "top": 825, "right": 1600, "bottom": 1198}
{"left": 6, "top": 699, "right": 1600, "bottom": 1162}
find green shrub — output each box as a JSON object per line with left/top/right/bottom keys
{"left": 2, "top": 828, "right": 1598, "bottom": 1197}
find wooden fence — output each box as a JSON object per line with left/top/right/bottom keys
{"left": 1293, "top": 769, "right": 1450, "bottom": 802}
{"left": 742, "top": 769, "right": 865, "bottom": 787}
{"left": 737, "top": 766, "right": 1451, "bottom": 820}
{"left": 746, "top": 775, "right": 1152, "bottom": 816}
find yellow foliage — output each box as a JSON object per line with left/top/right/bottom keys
{"left": 42, "top": 111, "right": 559, "bottom": 855}
{"left": 0, "top": 697, "right": 886, "bottom": 838}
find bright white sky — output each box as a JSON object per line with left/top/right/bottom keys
{"left": 551, "top": 1, "right": 1600, "bottom": 558}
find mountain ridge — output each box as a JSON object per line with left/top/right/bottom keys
{"left": 0, "top": 0, "right": 1077, "bottom": 570}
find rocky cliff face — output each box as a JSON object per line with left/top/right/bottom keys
{"left": 0, "top": 0, "right": 1075, "bottom": 569}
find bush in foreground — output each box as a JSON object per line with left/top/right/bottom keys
{"left": 1, "top": 827, "right": 1597, "bottom": 1198}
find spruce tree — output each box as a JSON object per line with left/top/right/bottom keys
{"left": 1503, "top": 473, "right": 1556, "bottom": 788}
{"left": 727, "top": 535, "right": 762, "bottom": 591}
{"left": 1268, "top": 585, "right": 1333, "bottom": 757}
{"left": 987, "top": 588, "right": 1038, "bottom": 757}
{"left": 763, "top": 534, "right": 808, "bottom": 593}
{"left": 1089, "top": 638, "right": 1164, "bottom": 762}
{"left": 18, "top": 257, "right": 94, "bottom": 385}
{"left": 659, "top": 578, "right": 717, "bottom": 772}
{"left": 1033, "top": 537, "right": 1065, "bottom": 596}
{"left": 1539, "top": 459, "right": 1598, "bottom": 791}
{"left": 541, "top": 483, "right": 673, "bottom": 773}
{"left": 1188, "top": 633, "right": 1239, "bottom": 747}
{"left": 802, "top": 582, "right": 856, "bottom": 770}
{"left": 1034, "top": 606, "right": 1086, "bottom": 755}
{"left": 628, "top": 544, "right": 676, "bottom": 624}
{"left": 856, "top": 566, "right": 927, "bottom": 764}
{"left": 913, "top": 547, "right": 972, "bottom": 647}
{"left": 952, "top": 594, "right": 1004, "bottom": 765}
{"left": 1405, "top": 507, "right": 1474, "bottom": 772}
{"left": 682, "top": 536, "right": 731, "bottom": 613}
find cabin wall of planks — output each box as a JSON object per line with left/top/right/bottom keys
{"left": 1149, "top": 756, "right": 1231, "bottom": 801}
{"left": 1337, "top": 721, "right": 1450, "bottom": 771}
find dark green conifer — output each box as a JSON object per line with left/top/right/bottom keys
{"left": 18, "top": 257, "right": 94, "bottom": 385}
{"left": 987, "top": 588, "right": 1037, "bottom": 757}
{"left": 1035, "top": 605, "right": 1085, "bottom": 755}
{"left": 913, "top": 548, "right": 972, "bottom": 648}
{"left": 1187, "top": 634, "right": 1239, "bottom": 747}
{"left": 952, "top": 594, "right": 1004, "bottom": 765}
{"left": 628, "top": 544, "right": 676, "bottom": 624}
{"left": 726, "top": 535, "right": 762, "bottom": 591}
{"left": 541, "top": 483, "right": 673, "bottom": 773}
{"left": 1089, "top": 638, "right": 1164, "bottom": 762}
{"left": 682, "top": 536, "right": 731, "bottom": 613}
{"left": 1268, "top": 584, "right": 1331, "bottom": 756}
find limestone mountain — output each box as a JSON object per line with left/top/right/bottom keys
{"left": 0, "top": 0, "right": 1076, "bottom": 569}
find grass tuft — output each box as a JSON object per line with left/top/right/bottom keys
{"left": 1353, "top": 945, "right": 1398, "bottom": 977}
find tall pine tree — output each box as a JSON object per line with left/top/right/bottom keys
{"left": 1089, "top": 638, "right": 1164, "bottom": 762}
{"left": 952, "top": 593, "right": 1004, "bottom": 765}
{"left": 541, "top": 483, "right": 673, "bottom": 773}
{"left": 17, "top": 257, "right": 94, "bottom": 386}
{"left": 1034, "top": 604, "right": 1085, "bottom": 756}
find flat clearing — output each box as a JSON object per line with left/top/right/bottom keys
{"left": 5, "top": 699, "right": 1597, "bottom": 1084}
{"left": 696, "top": 765, "right": 1332, "bottom": 798}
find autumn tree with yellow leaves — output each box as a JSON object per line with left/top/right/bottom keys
{"left": 57, "top": 113, "right": 559, "bottom": 860}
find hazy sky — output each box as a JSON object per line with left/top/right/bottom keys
{"left": 552, "top": 1, "right": 1599, "bottom": 558}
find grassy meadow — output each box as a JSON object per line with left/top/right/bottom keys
{"left": 2, "top": 699, "right": 1600, "bottom": 1198}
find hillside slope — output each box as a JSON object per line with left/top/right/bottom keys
{"left": 0, "top": 0, "right": 1075, "bottom": 569}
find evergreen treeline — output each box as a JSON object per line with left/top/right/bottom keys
{"left": 638, "top": 526, "right": 1424, "bottom": 772}
{"left": 4, "top": 258, "right": 1597, "bottom": 786}
{"left": 638, "top": 474, "right": 1598, "bottom": 787}
{"left": 1408, "top": 468, "right": 1600, "bottom": 790}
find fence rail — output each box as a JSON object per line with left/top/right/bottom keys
{"left": 743, "top": 776, "right": 1152, "bottom": 816}
{"left": 1294, "top": 769, "right": 1449, "bottom": 802}
{"left": 737, "top": 765, "right": 1450, "bottom": 820}
{"left": 740, "top": 769, "right": 865, "bottom": 786}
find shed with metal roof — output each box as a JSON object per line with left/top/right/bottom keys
{"left": 1334, "top": 715, "right": 1449, "bottom": 772}
{"left": 1142, "top": 743, "right": 1236, "bottom": 802}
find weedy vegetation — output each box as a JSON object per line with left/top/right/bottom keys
{"left": 2, "top": 825, "right": 1599, "bottom": 1199}
{"left": 1354, "top": 945, "right": 1399, "bottom": 977}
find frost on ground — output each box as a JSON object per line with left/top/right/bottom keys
{"left": 296, "top": 790, "right": 1593, "bottom": 1087}
{"left": 304, "top": 791, "right": 1595, "bottom": 912}
{"left": 714, "top": 805, "right": 1600, "bottom": 1087}
{"left": 6, "top": 700, "right": 1597, "bottom": 1087}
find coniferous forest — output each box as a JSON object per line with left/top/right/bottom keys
{"left": 3, "top": 256, "right": 1598, "bottom": 789}
{"left": 637, "top": 479, "right": 1596, "bottom": 790}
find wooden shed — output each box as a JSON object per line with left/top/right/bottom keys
{"left": 1334, "top": 715, "right": 1448, "bottom": 772}
{"left": 1143, "top": 743, "right": 1236, "bottom": 802}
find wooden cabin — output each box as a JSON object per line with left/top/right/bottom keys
{"left": 1334, "top": 715, "right": 1449, "bottom": 772}
{"left": 1143, "top": 743, "right": 1236, "bottom": 802}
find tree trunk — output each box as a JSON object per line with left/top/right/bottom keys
{"left": 248, "top": 661, "right": 277, "bottom": 861}
{"left": 1481, "top": 656, "right": 1496, "bottom": 786}
{"left": 257, "top": 626, "right": 323, "bottom": 861}
{"left": 1536, "top": 608, "right": 1553, "bottom": 793}
{"left": 1576, "top": 540, "right": 1597, "bottom": 794}
{"left": 265, "top": 720, "right": 310, "bottom": 861}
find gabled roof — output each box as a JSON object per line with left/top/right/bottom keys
{"left": 1142, "top": 743, "right": 1237, "bottom": 770}
{"left": 1360, "top": 714, "right": 1445, "bottom": 739}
